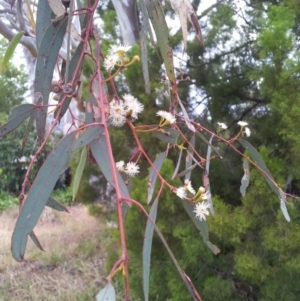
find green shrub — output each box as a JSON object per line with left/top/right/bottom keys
{"left": 0, "top": 192, "right": 18, "bottom": 211}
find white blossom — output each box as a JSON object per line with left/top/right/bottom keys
{"left": 110, "top": 113, "right": 126, "bottom": 127}
{"left": 245, "top": 127, "right": 251, "bottom": 137}
{"left": 104, "top": 53, "right": 120, "bottom": 71}
{"left": 193, "top": 201, "right": 210, "bottom": 221}
{"left": 110, "top": 98, "right": 125, "bottom": 115}
{"left": 125, "top": 162, "right": 140, "bottom": 177}
{"left": 217, "top": 122, "right": 227, "bottom": 129}
{"left": 156, "top": 110, "right": 176, "bottom": 125}
{"left": 176, "top": 186, "right": 187, "bottom": 199}
{"left": 237, "top": 121, "right": 248, "bottom": 127}
{"left": 109, "top": 44, "right": 131, "bottom": 56}
{"left": 201, "top": 190, "right": 211, "bottom": 200}
{"left": 184, "top": 179, "right": 196, "bottom": 195}
{"left": 116, "top": 160, "right": 125, "bottom": 172}
{"left": 123, "top": 94, "right": 144, "bottom": 118}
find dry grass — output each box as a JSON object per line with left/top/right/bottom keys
{"left": 0, "top": 205, "right": 109, "bottom": 301}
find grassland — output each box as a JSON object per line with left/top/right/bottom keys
{"left": 0, "top": 205, "right": 110, "bottom": 301}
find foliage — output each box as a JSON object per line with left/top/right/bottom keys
{"left": 0, "top": 192, "right": 18, "bottom": 211}
{"left": 51, "top": 188, "right": 73, "bottom": 205}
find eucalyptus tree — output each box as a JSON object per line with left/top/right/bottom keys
{"left": 0, "top": 0, "right": 298, "bottom": 300}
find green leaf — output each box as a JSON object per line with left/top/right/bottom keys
{"left": 147, "top": 153, "right": 165, "bottom": 204}
{"left": 140, "top": 19, "right": 150, "bottom": 94}
{"left": 96, "top": 283, "right": 116, "bottom": 301}
{"left": 240, "top": 158, "right": 250, "bottom": 197}
{"left": 146, "top": 0, "right": 176, "bottom": 90}
{"left": 177, "top": 97, "right": 196, "bottom": 132}
{"left": 196, "top": 132, "right": 223, "bottom": 158}
{"left": 72, "top": 146, "right": 87, "bottom": 201}
{"left": 0, "top": 104, "right": 36, "bottom": 137}
{"left": 139, "top": 0, "right": 156, "bottom": 47}
{"left": 0, "top": 31, "right": 24, "bottom": 71}
{"left": 21, "top": 113, "right": 35, "bottom": 152}
{"left": 36, "top": 0, "right": 53, "bottom": 50}
{"left": 205, "top": 135, "right": 213, "bottom": 175}
{"left": 146, "top": 206, "right": 202, "bottom": 300}
{"left": 185, "top": 135, "right": 195, "bottom": 180}
{"left": 143, "top": 197, "right": 159, "bottom": 301}
{"left": 34, "top": 16, "right": 68, "bottom": 140}
{"left": 172, "top": 148, "right": 182, "bottom": 179}
{"left": 182, "top": 199, "right": 220, "bottom": 255}
{"left": 90, "top": 135, "right": 130, "bottom": 200}
{"left": 176, "top": 162, "right": 198, "bottom": 178}
{"left": 152, "top": 127, "right": 180, "bottom": 144}
{"left": 29, "top": 231, "right": 45, "bottom": 251}
{"left": 238, "top": 138, "right": 290, "bottom": 222}
{"left": 204, "top": 135, "right": 214, "bottom": 215}
{"left": 72, "top": 125, "right": 104, "bottom": 152}
{"left": 11, "top": 132, "right": 76, "bottom": 261}
{"left": 46, "top": 196, "right": 69, "bottom": 212}
{"left": 54, "top": 41, "right": 86, "bottom": 121}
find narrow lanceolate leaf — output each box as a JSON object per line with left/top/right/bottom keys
{"left": 172, "top": 148, "right": 182, "bottom": 179}
{"left": 143, "top": 197, "right": 159, "bottom": 301}
{"left": 21, "top": 113, "right": 35, "bottom": 152}
{"left": 205, "top": 135, "right": 213, "bottom": 175}
{"left": 182, "top": 199, "right": 220, "bottom": 255}
{"left": 176, "top": 162, "right": 198, "bottom": 178}
{"left": 148, "top": 209, "right": 202, "bottom": 300}
{"left": 11, "top": 132, "right": 76, "bottom": 262}
{"left": 29, "top": 231, "right": 45, "bottom": 251}
{"left": 146, "top": 0, "right": 177, "bottom": 92}
{"left": 54, "top": 42, "right": 86, "bottom": 120}
{"left": 196, "top": 132, "right": 222, "bottom": 158}
{"left": 240, "top": 158, "right": 250, "bottom": 197}
{"left": 177, "top": 97, "right": 196, "bottom": 132}
{"left": 185, "top": 135, "right": 195, "bottom": 180}
{"left": 204, "top": 135, "right": 214, "bottom": 215}
{"left": 147, "top": 153, "right": 165, "bottom": 204}
{"left": 0, "top": 31, "right": 24, "bottom": 71}
{"left": 238, "top": 138, "right": 290, "bottom": 222}
{"left": 140, "top": 21, "right": 150, "bottom": 94}
{"left": 46, "top": 196, "right": 69, "bottom": 212}
{"left": 96, "top": 283, "right": 116, "bottom": 301}
{"left": 72, "top": 125, "right": 104, "bottom": 152}
{"left": 152, "top": 127, "right": 180, "bottom": 144}
{"left": 36, "top": 0, "right": 52, "bottom": 50}
{"left": 90, "top": 135, "right": 130, "bottom": 200}
{"left": 139, "top": 0, "right": 156, "bottom": 47}
{"left": 0, "top": 104, "right": 36, "bottom": 137}
{"left": 72, "top": 146, "right": 87, "bottom": 201}
{"left": 34, "top": 16, "right": 68, "bottom": 140}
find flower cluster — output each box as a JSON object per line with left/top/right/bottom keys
{"left": 156, "top": 110, "right": 176, "bottom": 126}
{"left": 109, "top": 94, "right": 144, "bottom": 127}
{"left": 176, "top": 180, "right": 195, "bottom": 199}
{"left": 176, "top": 183, "right": 211, "bottom": 221}
{"left": 104, "top": 44, "right": 131, "bottom": 72}
{"left": 217, "top": 121, "right": 251, "bottom": 137}
{"left": 237, "top": 121, "right": 251, "bottom": 137}
{"left": 116, "top": 160, "right": 140, "bottom": 177}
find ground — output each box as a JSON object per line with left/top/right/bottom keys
{"left": 0, "top": 205, "right": 109, "bottom": 301}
